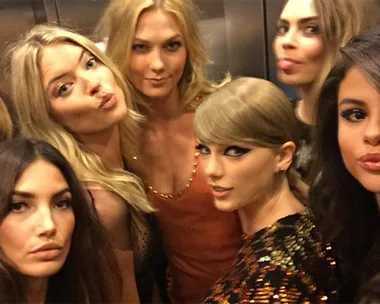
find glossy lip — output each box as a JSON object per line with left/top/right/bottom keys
{"left": 30, "top": 243, "right": 63, "bottom": 254}
{"left": 358, "top": 153, "right": 380, "bottom": 171}
{"left": 99, "top": 93, "right": 116, "bottom": 109}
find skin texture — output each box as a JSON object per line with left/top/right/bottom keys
{"left": 0, "top": 159, "right": 75, "bottom": 277}
{"left": 41, "top": 43, "right": 127, "bottom": 136}
{"left": 129, "top": 9, "right": 187, "bottom": 104}
{"left": 338, "top": 66, "right": 380, "bottom": 197}
{"left": 273, "top": 0, "right": 324, "bottom": 87}
{"left": 197, "top": 143, "right": 279, "bottom": 212}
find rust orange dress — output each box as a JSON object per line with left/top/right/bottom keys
{"left": 149, "top": 159, "right": 241, "bottom": 303}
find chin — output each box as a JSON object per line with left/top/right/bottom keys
{"left": 277, "top": 72, "right": 312, "bottom": 87}
{"left": 214, "top": 199, "right": 238, "bottom": 212}
{"left": 20, "top": 261, "right": 66, "bottom": 278}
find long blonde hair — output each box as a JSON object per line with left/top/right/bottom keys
{"left": 8, "top": 24, "right": 153, "bottom": 213}
{"left": 0, "top": 97, "right": 12, "bottom": 141}
{"left": 194, "top": 77, "right": 308, "bottom": 199}
{"left": 307, "top": 0, "right": 379, "bottom": 119}
{"left": 96, "top": 0, "right": 229, "bottom": 112}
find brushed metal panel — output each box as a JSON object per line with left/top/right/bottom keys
{"left": 54, "top": 0, "right": 109, "bottom": 37}
{"left": 224, "top": 0, "right": 266, "bottom": 78}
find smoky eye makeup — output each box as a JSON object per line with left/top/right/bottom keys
{"left": 196, "top": 143, "right": 210, "bottom": 155}
{"left": 224, "top": 146, "right": 252, "bottom": 157}
{"left": 340, "top": 108, "right": 367, "bottom": 123}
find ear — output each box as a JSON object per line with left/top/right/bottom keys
{"left": 275, "top": 141, "right": 296, "bottom": 172}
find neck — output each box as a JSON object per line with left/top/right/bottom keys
{"left": 297, "top": 84, "right": 315, "bottom": 125}
{"left": 238, "top": 178, "right": 305, "bottom": 235}
{"left": 27, "top": 277, "right": 48, "bottom": 304}
{"left": 143, "top": 88, "right": 183, "bottom": 121}
{"left": 77, "top": 125, "right": 124, "bottom": 169}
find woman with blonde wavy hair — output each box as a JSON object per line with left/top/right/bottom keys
{"left": 194, "top": 77, "right": 338, "bottom": 303}
{"left": 0, "top": 97, "right": 12, "bottom": 141}
{"left": 8, "top": 24, "right": 156, "bottom": 303}
{"left": 97, "top": 0, "right": 241, "bottom": 302}
{"left": 273, "top": 0, "right": 379, "bottom": 180}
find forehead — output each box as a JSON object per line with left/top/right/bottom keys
{"left": 135, "top": 9, "right": 183, "bottom": 39}
{"left": 15, "top": 159, "right": 68, "bottom": 193}
{"left": 41, "top": 43, "right": 83, "bottom": 81}
{"left": 338, "top": 66, "right": 380, "bottom": 102}
{"left": 280, "top": 0, "right": 317, "bottom": 20}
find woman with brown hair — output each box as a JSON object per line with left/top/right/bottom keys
{"left": 0, "top": 137, "right": 120, "bottom": 303}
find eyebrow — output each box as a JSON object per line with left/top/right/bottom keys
{"left": 133, "top": 33, "right": 182, "bottom": 44}
{"left": 279, "top": 16, "right": 319, "bottom": 25}
{"left": 46, "top": 48, "right": 86, "bottom": 93}
{"left": 13, "top": 187, "right": 71, "bottom": 199}
{"left": 339, "top": 98, "right": 366, "bottom": 107}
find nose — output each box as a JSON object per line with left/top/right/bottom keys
{"left": 36, "top": 207, "right": 57, "bottom": 238}
{"left": 281, "top": 28, "right": 298, "bottom": 49}
{"left": 79, "top": 71, "right": 101, "bottom": 96}
{"left": 364, "top": 117, "right": 380, "bottom": 146}
{"left": 203, "top": 155, "right": 224, "bottom": 179}
{"left": 149, "top": 48, "right": 165, "bottom": 73}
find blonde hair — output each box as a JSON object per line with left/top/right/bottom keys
{"left": 308, "top": 0, "right": 379, "bottom": 120}
{"left": 8, "top": 24, "right": 153, "bottom": 213}
{"left": 194, "top": 77, "right": 308, "bottom": 199}
{"left": 96, "top": 0, "right": 229, "bottom": 112}
{"left": 0, "top": 98, "right": 12, "bottom": 141}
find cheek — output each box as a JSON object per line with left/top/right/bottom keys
{"left": 338, "top": 124, "right": 356, "bottom": 167}
{"left": 58, "top": 212, "right": 75, "bottom": 240}
{"left": 302, "top": 39, "right": 324, "bottom": 64}
{"left": 0, "top": 220, "right": 27, "bottom": 263}
{"left": 273, "top": 36, "right": 281, "bottom": 57}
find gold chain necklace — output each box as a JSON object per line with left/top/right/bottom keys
{"left": 147, "top": 150, "right": 200, "bottom": 199}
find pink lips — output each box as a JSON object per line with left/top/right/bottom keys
{"left": 99, "top": 93, "right": 116, "bottom": 109}
{"left": 30, "top": 243, "right": 63, "bottom": 261}
{"left": 210, "top": 185, "right": 233, "bottom": 200}
{"left": 359, "top": 153, "right": 380, "bottom": 171}
{"left": 277, "top": 58, "right": 302, "bottom": 70}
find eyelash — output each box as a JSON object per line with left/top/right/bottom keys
{"left": 132, "top": 41, "right": 182, "bottom": 53}
{"left": 340, "top": 108, "right": 367, "bottom": 123}
{"left": 196, "top": 144, "right": 252, "bottom": 157}
{"left": 9, "top": 199, "right": 72, "bottom": 213}
{"left": 55, "top": 57, "right": 97, "bottom": 97}
{"left": 276, "top": 24, "right": 320, "bottom": 36}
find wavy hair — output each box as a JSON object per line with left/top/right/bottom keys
{"left": 0, "top": 97, "right": 12, "bottom": 142}
{"left": 8, "top": 24, "right": 153, "bottom": 213}
{"left": 0, "top": 138, "right": 121, "bottom": 303}
{"left": 96, "top": 0, "right": 229, "bottom": 113}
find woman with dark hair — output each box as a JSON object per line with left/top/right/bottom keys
{"left": 311, "top": 26, "right": 380, "bottom": 302}
{"left": 0, "top": 137, "right": 120, "bottom": 303}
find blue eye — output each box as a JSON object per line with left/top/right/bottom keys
{"left": 57, "top": 83, "right": 71, "bottom": 97}
{"left": 224, "top": 146, "right": 251, "bottom": 157}
{"left": 196, "top": 144, "right": 210, "bottom": 155}
{"left": 340, "top": 108, "right": 367, "bottom": 123}
{"left": 86, "top": 58, "right": 96, "bottom": 69}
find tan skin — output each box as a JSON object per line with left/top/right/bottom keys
{"left": 129, "top": 9, "right": 195, "bottom": 194}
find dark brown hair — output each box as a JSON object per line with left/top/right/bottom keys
{"left": 310, "top": 26, "right": 380, "bottom": 301}
{"left": 0, "top": 138, "right": 121, "bottom": 303}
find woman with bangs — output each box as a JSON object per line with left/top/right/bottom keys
{"left": 8, "top": 24, "right": 156, "bottom": 303}
{"left": 194, "top": 77, "right": 338, "bottom": 303}
{"left": 97, "top": 0, "right": 241, "bottom": 302}
{"left": 311, "top": 26, "right": 380, "bottom": 302}
{"left": 273, "top": 0, "right": 379, "bottom": 180}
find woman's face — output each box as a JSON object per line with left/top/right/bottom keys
{"left": 273, "top": 0, "right": 324, "bottom": 87}
{"left": 41, "top": 43, "right": 127, "bottom": 137}
{"left": 338, "top": 66, "right": 380, "bottom": 193}
{"left": 196, "top": 142, "right": 281, "bottom": 212}
{"left": 0, "top": 159, "right": 75, "bottom": 277}
{"left": 129, "top": 9, "right": 187, "bottom": 102}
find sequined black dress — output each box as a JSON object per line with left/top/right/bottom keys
{"left": 202, "top": 209, "right": 338, "bottom": 304}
